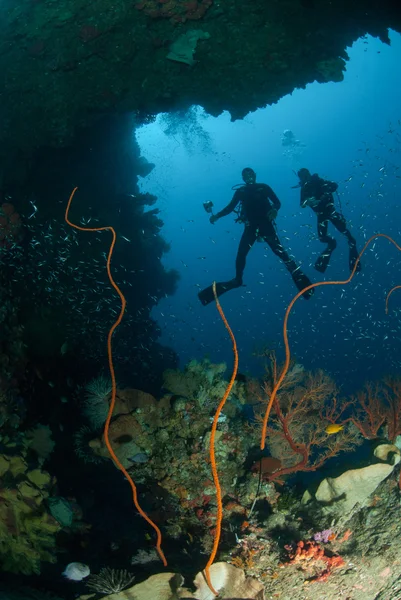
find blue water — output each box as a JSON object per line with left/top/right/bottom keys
{"left": 137, "top": 31, "right": 401, "bottom": 392}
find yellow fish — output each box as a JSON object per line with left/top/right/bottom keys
{"left": 325, "top": 424, "right": 344, "bottom": 435}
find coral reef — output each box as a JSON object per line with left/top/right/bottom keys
{"left": 163, "top": 358, "right": 246, "bottom": 412}
{"left": 78, "top": 368, "right": 253, "bottom": 548}
{"left": 2, "top": 347, "right": 400, "bottom": 598}
{"left": 0, "top": 451, "right": 60, "bottom": 574}
{"left": 75, "top": 358, "right": 401, "bottom": 561}
{"left": 76, "top": 359, "right": 372, "bottom": 558}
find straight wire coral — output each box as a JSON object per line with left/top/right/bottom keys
{"left": 204, "top": 281, "right": 239, "bottom": 595}
{"left": 65, "top": 188, "right": 167, "bottom": 567}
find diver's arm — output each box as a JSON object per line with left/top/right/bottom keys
{"left": 210, "top": 193, "right": 240, "bottom": 223}
{"left": 323, "top": 180, "right": 338, "bottom": 194}
{"left": 300, "top": 179, "right": 318, "bottom": 208}
{"left": 265, "top": 185, "right": 281, "bottom": 211}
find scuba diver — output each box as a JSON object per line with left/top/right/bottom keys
{"left": 297, "top": 168, "right": 361, "bottom": 273}
{"left": 281, "top": 129, "right": 305, "bottom": 160}
{"left": 198, "top": 167, "right": 314, "bottom": 306}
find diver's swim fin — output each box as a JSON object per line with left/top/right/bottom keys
{"left": 292, "top": 270, "right": 314, "bottom": 300}
{"left": 315, "top": 249, "right": 335, "bottom": 273}
{"left": 349, "top": 245, "right": 362, "bottom": 272}
{"left": 315, "top": 240, "right": 337, "bottom": 273}
{"left": 198, "top": 279, "right": 243, "bottom": 306}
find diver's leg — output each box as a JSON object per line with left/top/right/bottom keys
{"left": 315, "top": 212, "right": 337, "bottom": 273}
{"left": 198, "top": 226, "right": 256, "bottom": 306}
{"left": 234, "top": 225, "right": 257, "bottom": 284}
{"left": 330, "top": 210, "right": 361, "bottom": 272}
{"left": 262, "top": 223, "right": 314, "bottom": 300}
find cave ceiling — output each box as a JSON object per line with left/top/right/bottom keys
{"left": 0, "top": 0, "right": 400, "bottom": 166}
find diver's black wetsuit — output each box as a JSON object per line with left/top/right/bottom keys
{"left": 216, "top": 183, "right": 311, "bottom": 292}
{"left": 300, "top": 175, "right": 360, "bottom": 273}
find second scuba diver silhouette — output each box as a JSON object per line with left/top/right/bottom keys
{"left": 297, "top": 168, "right": 361, "bottom": 273}
{"left": 198, "top": 167, "right": 314, "bottom": 306}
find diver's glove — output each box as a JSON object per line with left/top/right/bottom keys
{"left": 210, "top": 214, "right": 219, "bottom": 224}
{"left": 267, "top": 208, "right": 278, "bottom": 221}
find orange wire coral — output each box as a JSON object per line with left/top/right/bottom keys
{"left": 203, "top": 282, "right": 238, "bottom": 596}
{"left": 260, "top": 233, "right": 401, "bottom": 451}
{"left": 65, "top": 187, "right": 167, "bottom": 567}
{"left": 386, "top": 284, "right": 401, "bottom": 313}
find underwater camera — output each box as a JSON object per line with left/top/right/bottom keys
{"left": 203, "top": 201, "right": 214, "bottom": 214}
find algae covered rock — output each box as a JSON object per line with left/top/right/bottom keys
{"left": 166, "top": 30, "right": 211, "bottom": 67}
{"left": 303, "top": 443, "right": 400, "bottom": 516}
{"left": 77, "top": 562, "right": 263, "bottom": 600}
{"left": 316, "top": 57, "right": 346, "bottom": 82}
{"left": 0, "top": 452, "right": 60, "bottom": 574}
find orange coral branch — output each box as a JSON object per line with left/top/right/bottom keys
{"left": 385, "top": 284, "right": 401, "bottom": 314}
{"left": 65, "top": 187, "right": 167, "bottom": 567}
{"left": 204, "top": 282, "right": 238, "bottom": 596}
{"left": 285, "top": 540, "right": 345, "bottom": 583}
